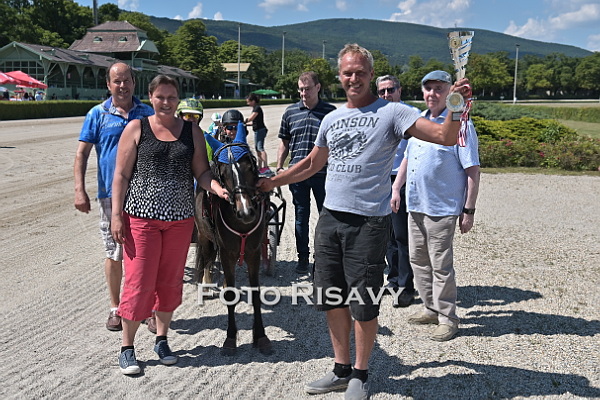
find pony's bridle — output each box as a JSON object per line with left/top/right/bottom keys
{"left": 211, "top": 143, "right": 266, "bottom": 267}
{"left": 212, "top": 143, "right": 263, "bottom": 207}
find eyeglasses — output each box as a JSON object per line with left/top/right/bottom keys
{"left": 377, "top": 87, "right": 397, "bottom": 96}
{"left": 225, "top": 125, "right": 238, "bottom": 130}
{"left": 298, "top": 86, "right": 314, "bottom": 93}
{"left": 182, "top": 114, "right": 200, "bottom": 121}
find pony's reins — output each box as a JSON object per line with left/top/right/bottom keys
{"left": 212, "top": 142, "right": 266, "bottom": 267}
{"left": 218, "top": 202, "right": 265, "bottom": 267}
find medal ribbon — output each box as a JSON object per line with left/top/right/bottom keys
{"left": 457, "top": 83, "right": 472, "bottom": 147}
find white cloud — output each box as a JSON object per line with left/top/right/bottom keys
{"left": 504, "top": 18, "right": 553, "bottom": 41}
{"left": 258, "top": 0, "right": 314, "bottom": 16}
{"left": 389, "top": 0, "right": 469, "bottom": 28}
{"left": 188, "top": 3, "right": 203, "bottom": 19}
{"left": 336, "top": 0, "right": 348, "bottom": 12}
{"left": 548, "top": 3, "right": 600, "bottom": 29}
{"left": 214, "top": 12, "right": 224, "bottom": 21}
{"left": 118, "top": 0, "right": 139, "bottom": 11}
{"left": 587, "top": 34, "right": 600, "bottom": 52}
{"left": 504, "top": 3, "right": 600, "bottom": 43}
{"left": 173, "top": 15, "right": 183, "bottom": 20}
{"left": 258, "top": 0, "right": 296, "bottom": 14}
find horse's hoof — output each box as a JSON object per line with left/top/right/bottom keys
{"left": 253, "top": 336, "right": 273, "bottom": 355}
{"left": 221, "top": 338, "right": 237, "bottom": 356}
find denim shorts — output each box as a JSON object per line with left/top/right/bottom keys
{"left": 313, "top": 208, "right": 390, "bottom": 321}
{"left": 98, "top": 197, "right": 123, "bottom": 261}
{"left": 254, "top": 128, "right": 268, "bottom": 152}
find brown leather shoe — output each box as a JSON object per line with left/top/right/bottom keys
{"left": 146, "top": 314, "right": 157, "bottom": 334}
{"left": 106, "top": 309, "right": 122, "bottom": 331}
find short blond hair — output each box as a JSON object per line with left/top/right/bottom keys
{"left": 337, "top": 44, "right": 374, "bottom": 71}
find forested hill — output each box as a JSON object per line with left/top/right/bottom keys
{"left": 150, "top": 17, "right": 592, "bottom": 65}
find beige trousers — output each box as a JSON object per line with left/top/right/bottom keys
{"left": 408, "top": 212, "right": 459, "bottom": 325}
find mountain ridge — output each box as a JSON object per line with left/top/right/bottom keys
{"left": 149, "top": 17, "right": 592, "bottom": 65}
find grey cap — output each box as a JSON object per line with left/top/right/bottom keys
{"left": 421, "top": 70, "right": 452, "bottom": 85}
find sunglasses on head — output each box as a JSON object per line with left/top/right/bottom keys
{"left": 377, "top": 87, "right": 397, "bottom": 96}
{"left": 225, "top": 125, "right": 238, "bottom": 130}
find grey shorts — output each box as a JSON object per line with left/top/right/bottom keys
{"left": 313, "top": 208, "right": 390, "bottom": 321}
{"left": 98, "top": 197, "right": 123, "bottom": 261}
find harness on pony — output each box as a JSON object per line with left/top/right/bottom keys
{"left": 205, "top": 124, "right": 268, "bottom": 267}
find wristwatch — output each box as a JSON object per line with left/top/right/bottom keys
{"left": 462, "top": 207, "right": 476, "bottom": 215}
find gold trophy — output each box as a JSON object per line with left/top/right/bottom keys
{"left": 446, "top": 31, "right": 474, "bottom": 112}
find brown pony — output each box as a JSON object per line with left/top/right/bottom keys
{"left": 194, "top": 127, "right": 272, "bottom": 355}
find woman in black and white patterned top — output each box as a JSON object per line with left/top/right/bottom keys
{"left": 110, "top": 75, "right": 228, "bottom": 375}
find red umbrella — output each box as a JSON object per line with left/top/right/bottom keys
{"left": 0, "top": 71, "right": 19, "bottom": 85}
{"left": 5, "top": 70, "right": 48, "bottom": 89}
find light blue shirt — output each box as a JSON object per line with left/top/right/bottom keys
{"left": 405, "top": 108, "right": 480, "bottom": 216}
{"left": 391, "top": 102, "right": 419, "bottom": 176}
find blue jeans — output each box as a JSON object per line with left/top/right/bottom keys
{"left": 289, "top": 174, "right": 326, "bottom": 259}
{"left": 386, "top": 178, "right": 414, "bottom": 292}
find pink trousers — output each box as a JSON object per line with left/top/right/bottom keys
{"left": 118, "top": 213, "right": 195, "bottom": 321}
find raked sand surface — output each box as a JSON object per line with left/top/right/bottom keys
{"left": 0, "top": 103, "right": 598, "bottom": 399}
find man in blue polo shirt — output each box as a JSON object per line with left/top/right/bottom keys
{"left": 276, "top": 71, "right": 336, "bottom": 274}
{"left": 74, "top": 62, "right": 154, "bottom": 331}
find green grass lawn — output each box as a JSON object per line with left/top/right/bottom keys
{"left": 482, "top": 167, "right": 600, "bottom": 176}
{"left": 558, "top": 119, "right": 600, "bottom": 139}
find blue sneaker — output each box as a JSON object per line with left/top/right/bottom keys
{"left": 154, "top": 340, "right": 177, "bottom": 365}
{"left": 119, "top": 349, "right": 140, "bottom": 375}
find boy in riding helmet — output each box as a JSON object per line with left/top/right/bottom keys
{"left": 177, "top": 98, "right": 213, "bottom": 161}
{"left": 220, "top": 109, "right": 245, "bottom": 144}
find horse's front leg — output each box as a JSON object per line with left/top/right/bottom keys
{"left": 247, "top": 251, "right": 272, "bottom": 355}
{"left": 220, "top": 252, "right": 238, "bottom": 356}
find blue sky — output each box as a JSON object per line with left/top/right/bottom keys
{"left": 79, "top": 0, "right": 600, "bottom": 52}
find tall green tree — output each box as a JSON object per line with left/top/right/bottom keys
{"left": 468, "top": 53, "right": 512, "bottom": 98}
{"left": 29, "top": 0, "right": 92, "bottom": 46}
{"left": 241, "top": 45, "right": 268, "bottom": 87}
{"left": 98, "top": 3, "right": 120, "bottom": 23}
{"left": 217, "top": 40, "right": 240, "bottom": 63}
{"left": 266, "top": 49, "right": 311, "bottom": 96}
{"left": 163, "top": 19, "right": 222, "bottom": 96}
{"left": 524, "top": 63, "right": 552, "bottom": 95}
{"left": 575, "top": 52, "right": 600, "bottom": 96}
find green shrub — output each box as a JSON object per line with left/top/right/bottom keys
{"left": 0, "top": 100, "right": 98, "bottom": 120}
{"left": 473, "top": 115, "right": 599, "bottom": 171}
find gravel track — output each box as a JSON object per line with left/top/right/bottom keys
{"left": 0, "top": 104, "right": 598, "bottom": 399}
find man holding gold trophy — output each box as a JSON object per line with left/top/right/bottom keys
{"left": 391, "top": 31, "right": 480, "bottom": 342}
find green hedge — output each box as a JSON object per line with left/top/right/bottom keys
{"left": 472, "top": 116, "right": 600, "bottom": 171}
{"left": 0, "top": 98, "right": 296, "bottom": 121}
{"left": 0, "top": 100, "right": 99, "bottom": 120}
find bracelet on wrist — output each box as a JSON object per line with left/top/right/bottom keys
{"left": 462, "top": 207, "right": 476, "bottom": 215}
